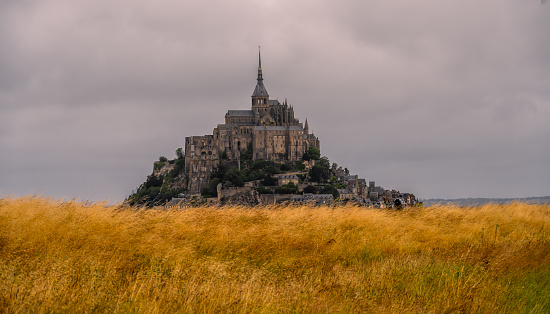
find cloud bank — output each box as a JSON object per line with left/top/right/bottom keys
{"left": 1, "top": 0, "right": 549, "bottom": 201}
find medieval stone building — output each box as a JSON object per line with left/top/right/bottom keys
{"left": 184, "top": 50, "right": 320, "bottom": 193}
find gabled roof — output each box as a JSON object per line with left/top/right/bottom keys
{"left": 279, "top": 175, "right": 299, "bottom": 179}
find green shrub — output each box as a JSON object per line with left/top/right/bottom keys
{"left": 153, "top": 162, "right": 165, "bottom": 171}
{"left": 303, "top": 185, "right": 317, "bottom": 194}
{"left": 223, "top": 168, "right": 244, "bottom": 187}
{"left": 257, "top": 186, "right": 273, "bottom": 194}
{"left": 302, "top": 147, "right": 320, "bottom": 161}
{"left": 261, "top": 175, "right": 278, "bottom": 186}
{"left": 275, "top": 182, "right": 298, "bottom": 194}
{"left": 294, "top": 161, "right": 306, "bottom": 171}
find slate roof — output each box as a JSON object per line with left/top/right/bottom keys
{"left": 252, "top": 79, "right": 269, "bottom": 97}
{"left": 337, "top": 189, "right": 353, "bottom": 195}
{"left": 226, "top": 110, "right": 254, "bottom": 117}
{"left": 279, "top": 175, "right": 299, "bottom": 179}
{"left": 254, "top": 126, "right": 303, "bottom": 131}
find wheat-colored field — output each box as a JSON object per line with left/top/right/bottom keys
{"left": 0, "top": 196, "right": 549, "bottom": 313}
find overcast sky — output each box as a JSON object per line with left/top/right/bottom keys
{"left": 1, "top": 0, "right": 549, "bottom": 202}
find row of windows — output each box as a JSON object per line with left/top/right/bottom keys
{"left": 255, "top": 98, "right": 267, "bottom": 104}
{"left": 229, "top": 118, "right": 254, "bottom": 122}
{"left": 253, "top": 151, "right": 302, "bottom": 160}
{"left": 192, "top": 165, "right": 212, "bottom": 172}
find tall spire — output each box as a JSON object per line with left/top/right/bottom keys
{"left": 252, "top": 46, "right": 269, "bottom": 97}
{"left": 257, "top": 46, "right": 263, "bottom": 80}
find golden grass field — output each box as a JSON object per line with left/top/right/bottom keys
{"left": 0, "top": 196, "right": 549, "bottom": 313}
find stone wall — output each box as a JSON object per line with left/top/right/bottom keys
{"left": 184, "top": 135, "right": 220, "bottom": 194}
{"left": 217, "top": 185, "right": 254, "bottom": 201}
{"left": 259, "top": 194, "right": 293, "bottom": 205}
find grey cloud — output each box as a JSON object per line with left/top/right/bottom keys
{"left": 1, "top": 0, "right": 549, "bottom": 201}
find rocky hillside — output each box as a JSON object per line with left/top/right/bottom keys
{"left": 127, "top": 154, "right": 188, "bottom": 206}
{"left": 127, "top": 147, "right": 343, "bottom": 207}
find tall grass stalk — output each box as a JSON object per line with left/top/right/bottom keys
{"left": 0, "top": 196, "right": 549, "bottom": 312}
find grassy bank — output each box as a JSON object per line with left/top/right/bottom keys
{"left": 0, "top": 196, "right": 549, "bottom": 312}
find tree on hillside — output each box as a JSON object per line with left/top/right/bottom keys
{"left": 202, "top": 178, "right": 220, "bottom": 198}
{"left": 303, "top": 185, "right": 317, "bottom": 194}
{"left": 319, "top": 184, "right": 339, "bottom": 199}
{"left": 294, "top": 161, "right": 306, "bottom": 171}
{"left": 318, "top": 156, "right": 330, "bottom": 169}
{"left": 211, "top": 164, "right": 228, "bottom": 181}
{"left": 261, "top": 175, "right": 278, "bottom": 186}
{"left": 223, "top": 168, "right": 244, "bottom": 187}
{"left": 176, "top": 148, "right": 184, "bottom": 160}
{"left": 302, "top": 147, "right": 321, "bottom": 161}
{"left": 241, "top": 143, "right": 253, "bottom": 162}
{"left": 309, "top": 156, "right": 331, "bottom": 183}
{"left": 275, "top": 182, "right": 298, "bottom": 194}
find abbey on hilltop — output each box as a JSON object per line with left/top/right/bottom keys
{"left": 128, "top": 49, "right": 418, "bottom": 208}
{"left": 184, "top": 48, "right": 320, "bottom": 193}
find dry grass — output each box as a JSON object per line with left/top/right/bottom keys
{"left": 0, "top": 196, "right": 549, "bottom": 313}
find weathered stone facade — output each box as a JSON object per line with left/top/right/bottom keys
{"left": 184, "top": 50, "right": 320, "bottom": 194}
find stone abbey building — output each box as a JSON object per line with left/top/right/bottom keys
{"left": 184, "top": 50, "right": 320, "bottom": 193}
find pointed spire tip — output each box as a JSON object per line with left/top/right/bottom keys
{"left": 258, "top": 45, "right": 262, "bottom": 69}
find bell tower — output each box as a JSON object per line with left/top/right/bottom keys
{"left": 251, "top": 46, "right": 270, "bottom": 114}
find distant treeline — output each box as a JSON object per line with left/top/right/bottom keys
{"left": 422, "top": 196, "right": 550, "bottom": 207}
